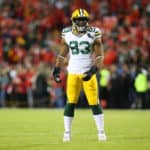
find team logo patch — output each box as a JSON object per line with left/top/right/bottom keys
{"left": 87, "top": 33, "right": 94, "bottom": 39}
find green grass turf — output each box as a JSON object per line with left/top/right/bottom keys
{"left": 0, "top": 109, "right": 150, "bottom": 150}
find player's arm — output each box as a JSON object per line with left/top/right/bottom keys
{"left": 83, "top": 37, "right": 104, "bottom": 81}
{"left": 53, "top": 38, "right": 69, "bottom": 83}
{"left": 92, "top": 37, "right": 104, "bottom": 69}
{"left": 55, "top": 38, "right": 69, "bottom": 67}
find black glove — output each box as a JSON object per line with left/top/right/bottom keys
{"left": 52, "top": 67, "right": 62, "bottom": 83}
{"left": 82, "top": 66, "right": 98, "bottom": 81}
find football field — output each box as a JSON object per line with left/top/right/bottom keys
{"left": 0, "top": 108, "right": 150, "bottom": 150}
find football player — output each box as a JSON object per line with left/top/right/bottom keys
{"left": 53, "top": 8, "right": 107, "bottom": 142}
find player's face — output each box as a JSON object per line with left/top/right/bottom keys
{"left": 73, "top": 17, "right": 88, "bottom": 33}
{"left": 74, "top": 17, "right": 88, "bottom": 27}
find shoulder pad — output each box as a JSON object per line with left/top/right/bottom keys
{"left": 87, "top": 27, "right": 102, "bottom": 37}
{"left": 87, "top": 27, "right": 97, "bottom": 32}
{"left": 62, "top": 27, "right": 72, "bottom": 37}
{"left": 62, "top": 27, "right": 72, "bottom": 33}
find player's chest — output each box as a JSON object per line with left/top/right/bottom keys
{"left": 67, "top": 33, "right": 94, "bottom": 44}
{"left": 67, "top": 33, "right": 94, "bottom": 55}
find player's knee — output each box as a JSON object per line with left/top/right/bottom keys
{"left": 90, "top": 104, "right": 103, "bottom": 115}
{"left": 64, "top": 103, "right": 76, "bottom": 117}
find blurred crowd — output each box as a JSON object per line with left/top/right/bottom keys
{"left": 0, "top": 0, "right": 150, "bottom": 109}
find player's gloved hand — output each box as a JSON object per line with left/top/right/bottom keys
{"left": 82, "top": 66, "right": 98, "bottom": 81}
{"left": 52, "top": 67, "right": 62, "bottom": 83}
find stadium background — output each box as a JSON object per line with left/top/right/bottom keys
{"left": 0, "top": 0, "right": 150, "bottom": 109}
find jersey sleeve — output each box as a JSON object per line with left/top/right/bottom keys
{"left": 61, "top": 28, "right": 66, "bottom": 38}
{"left": 87, "top": 27, "right": 103, "bottom": 40}
{"left": 61, "top": 30, "right": 66, "bottom": 46}
{"left": 61, "top": 27, "right": 72, "bottom": 38}
{"left": 94, "top": 27, "right": 103, "bottom": 39}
